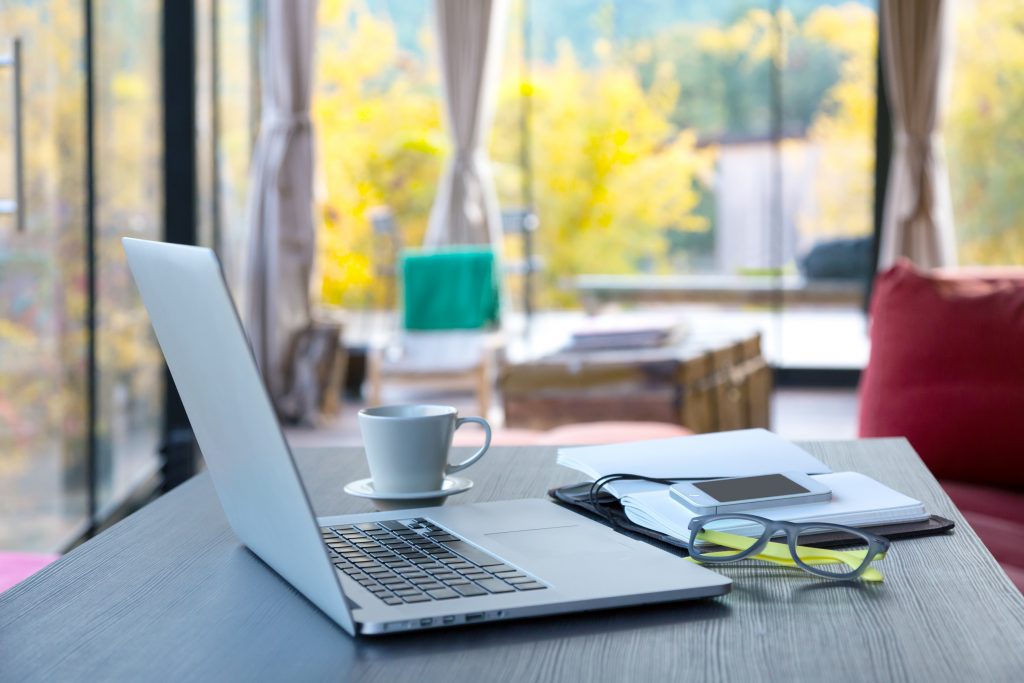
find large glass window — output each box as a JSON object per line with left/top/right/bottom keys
{"left": 1, "top": 0, "right": 171, "bottom": 551}
{"left": 946, "top": 0, "right": 1024, "bottom": 265}
{"left": 314, "top": 1, "right": 877, "bottom": 302}
{"left": 0, "top": 3, "right": 90, "bottom": 551}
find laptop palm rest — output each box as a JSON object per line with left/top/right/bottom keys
{"left": 485, "top": 525, "right": 633, "bottom": 558}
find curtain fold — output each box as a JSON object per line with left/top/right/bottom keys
{"left": 244, "top": 0, "right": 318, "bottom": 407}
{"left": 878, "top": 0, "right": 956, "bottom": 269}
{"left": 424, "top": 0, "right": 508, "bottom": 248}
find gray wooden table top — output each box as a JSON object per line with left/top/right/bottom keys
{"left": 2, "top": 439, "right": 1023, "bottom": 682}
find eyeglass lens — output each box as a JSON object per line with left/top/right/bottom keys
{"left": 692, "top": 517, "right": 768, "bottom": 559}
{"left": 793, "top": 526, "right": 872, "bottom": 577}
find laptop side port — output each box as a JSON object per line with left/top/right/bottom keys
{"left": 465, "top": 613, "right": 485, "bottom": 623}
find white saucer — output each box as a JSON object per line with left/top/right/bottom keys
{"left": 343, "top": 476, "right": 473, "bottom": 511}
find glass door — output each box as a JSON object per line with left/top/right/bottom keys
{"left": 0, "top": 0, "right": 165, "bottom": 551}
{"left": 0, "top": 3, "right": 90, "bottom": 551}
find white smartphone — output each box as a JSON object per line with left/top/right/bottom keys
{"left": 669, "top": 472, "right": 832, "bottom": 515}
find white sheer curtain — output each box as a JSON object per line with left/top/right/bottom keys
{"left": 878, "top": 0, "right": 957, "bottom": 269}
{"left": 424, "top": 0, "right": 508, "bottom": 248}
{"left": 244, "top": 0, "right": 318, "bottom": 407}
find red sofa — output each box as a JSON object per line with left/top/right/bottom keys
{"left": 859, "top": 261, "right": 1024, "bottom": 591}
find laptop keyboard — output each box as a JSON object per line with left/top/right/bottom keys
{"left": 321, "top": 518, "right": 547, "bottom": 606}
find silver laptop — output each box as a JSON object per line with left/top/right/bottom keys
{"left": 123, "top": 237, "right": 730, "bottom": 636}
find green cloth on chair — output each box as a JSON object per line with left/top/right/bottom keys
{"left": 401, "top": 248, "right": 500, "bottom": 330}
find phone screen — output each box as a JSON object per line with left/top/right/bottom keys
{"left": 693, "top": 474, "right": 809, "bottom": 502}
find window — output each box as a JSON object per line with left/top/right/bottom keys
{"left": 314, "top": 1, "right": 878, "bottom": 314}
{"left": 946, "top": 0, "right": 1024, "bottom": 265}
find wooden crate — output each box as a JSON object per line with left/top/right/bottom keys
{"left": 500, "top": 332, "right": 771, "bottom": 433}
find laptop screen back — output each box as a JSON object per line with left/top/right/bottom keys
{"left": 123, "top": 238, "right": 355, "bottom": 636}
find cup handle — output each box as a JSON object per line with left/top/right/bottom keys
{"left": 447, "top": 417, "right": 491, "bottom": 475}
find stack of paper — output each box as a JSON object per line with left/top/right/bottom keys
{"left": 556, "top": 429, "right": 928, "bottom": 545}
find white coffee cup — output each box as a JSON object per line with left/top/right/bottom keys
{"left": 357, "top": 404, "right": 492, "bottom": 494}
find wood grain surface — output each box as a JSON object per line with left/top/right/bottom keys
{"left": 2, "top": 439, "right": 1023, "bottom": 682}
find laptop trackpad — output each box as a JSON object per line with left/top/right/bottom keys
{"left": 485, "top": 525, "right": 632, "bottom": 558}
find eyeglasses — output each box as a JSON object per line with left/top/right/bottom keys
{"left": 687, "top": 513, "right": 890, "bottom": 582}
{"left": 587, "top": 474, "right": 891, "bottom": 582}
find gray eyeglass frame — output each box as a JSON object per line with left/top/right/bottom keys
{"left": 687, "top": 513, "right": 891, "bottom": 580}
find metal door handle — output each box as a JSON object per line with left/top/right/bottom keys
{"left": 0, "top": 37, "right": 24, "bottom": 232}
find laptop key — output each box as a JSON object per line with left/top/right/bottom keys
{"left": 514, "top": 582, "right": 546, "bottom": 591}
{"left": 382, "top": 597, "right": 403, "bottom": 605}
{"left": 423, "top": 545, "right": 450, "bottom": 555}
{"left": 394, "top": 588, "right": 426, "bottom": 597}
{"left": 451, "top": 583, "right": 487, "bottom": 597}
{"left": 425, "top": 588, "right": 459, "bottom": 600}
{"left": 397, "top": 570, "right": 427, "bottom": 579}
{"left": 408, "top": 576, "right": 435, "bottom": 585}
{"left": 463, "top": 571, "right": 490, "bottom": 580}
{"left": 505, "top": 576, "right": 535, "bottom": 584}
{"left": 493, "top": 571, "right": 525, "bottom": 579}
{"left": 475, "top": 578, "right": 515, "bottom": 594}
{"left": 355, "top": 523, "right": 378, "bottom": 531}
{"left": 402, "top": 595, "right": 431, "bottom": 603}
{"left": 418, "top": 582, "right": 444, "bottom": 591}
{"left": 431, "top": 571, "right": 458, "bottom": 579}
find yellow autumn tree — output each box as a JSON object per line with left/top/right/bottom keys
{"left": 491, "top": 40, "right": 711, "bottom": 307}
{"left": 945, "top": 0, "right": 1024, "bottom": 264}
{"left": 803, "top": 2, "right": 878, "bottom": 240}
{"left": 315, "top": 0, "right": 711, "bottom": 309}
{"left": 315, "top": 0, "right": 445, "bottom": 309}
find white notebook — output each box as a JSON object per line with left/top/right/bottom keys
{"left": 620, "top": 471, "right": 928, "bottom": 544}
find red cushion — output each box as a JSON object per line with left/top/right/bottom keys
{"left": 941, "top": 480, "right": 1024, "bottom": 524}
{"left": 942, "top": 481, "right": 1024, "bottom": 571}
{"left": 859, "top": 261, "right": 1024, "bottom": 489}
{"left": 1003, "top": 564, "right": 1024, "bottom": 593}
